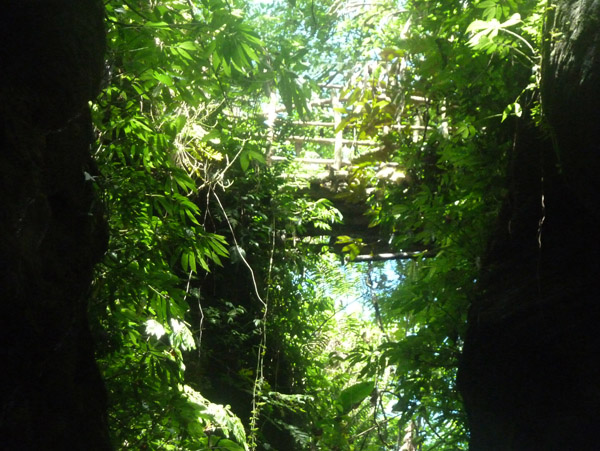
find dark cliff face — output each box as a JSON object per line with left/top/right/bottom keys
{"left": 542, "top": 0, "right": 600, "bottom": 217}
{"left": 458, "top": 0, "right": 600, "bottom": 449}
{"left": 0, "top": 2, "right": 110, "bottom": 449}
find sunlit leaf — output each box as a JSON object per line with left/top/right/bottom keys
{"left": 339, "top": 381, "right": 375, "bottom": 414}
{"left": 145, "top": 319, "right": 167, "bottom": 340}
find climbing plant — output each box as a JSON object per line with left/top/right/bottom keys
{"left": 90, "top": 0, "right": 266, "bottom": 448}
{"left": 330, "top": 0, "right": 545, "bottom": 447}
{"left": 90, "top": 0, "right": 349, "bottom": 448}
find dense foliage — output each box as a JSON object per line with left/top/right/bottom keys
{"left": 89, "top": 0, "right": 545, "bottom": 449}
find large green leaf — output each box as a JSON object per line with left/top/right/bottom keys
{"left": 338, "top": 380, "right": 374, "bottom": 414}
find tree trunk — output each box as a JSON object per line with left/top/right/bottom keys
{"left": 0, "top": 2, "right": 110, "bottom": 448}
{"left": 458, "top": 1, "right": 600, "bottom": 449}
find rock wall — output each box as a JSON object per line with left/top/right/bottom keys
{"left": 0, "top": 2, "right": 110, "bottom": 448}
{"left": 458, "top": 0, "right": 600, "bottom": 449}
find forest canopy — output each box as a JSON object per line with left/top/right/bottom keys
{"left": 89, "top": 0, "right": 545, "bottom": 449}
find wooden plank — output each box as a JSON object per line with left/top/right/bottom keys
{"left": 275, "top": 94, "right": 429, "bottom": 113}
{"left": 289, "top": 136, "right": 377, "bottom": 146}
{"left": 332, "top": 91, "right": 343, "bottom": 169}
{"left": 292, "top": 121, "right": 336, "bottom": 127}
{"left": 410, "top": 95, "right": 428, "bottom": 103}
{"left": 269, "top": 156, "right": 336, "bottom": 164}
{"left": 289, "top": 121, "right": 427, "bottom": 131}
{"left": 352, "top": 251, "right": 434, "bottom": 262}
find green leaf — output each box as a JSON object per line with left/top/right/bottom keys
{"left": 145, "top": 21, "right": 170, "bottom": 28}
{"left": 213, "top": 438, "right": 245, "bottom": 451}
{"left": 338, "top": 381, "right": 374, "bottom": 414}
{"left": 240, "top": 42, "right": 260, "bottom": 63}
{"left": 145, "top": 319, "right": 167, "bottom": 340}
{"left": 476, "top": 0, "right": 497, "bottom": 8}
{"left": 240, "top": 152, "right": 250, "bottom": 172}
{"left": 153, "top": 72, "right": 174, "bottom": 86}
{"left": 502, "top": 13, "right": 521, "bottom": 28}
{"left": 181, "top": 250, "right": 197, "bottom": 272}
{"left": 249, "top": 150, "right": 265, "bottom": 164}
{"left": 177, "top": 41, "right": 198, "bottom": 51}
